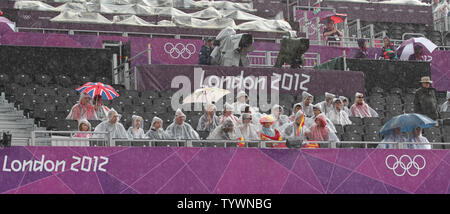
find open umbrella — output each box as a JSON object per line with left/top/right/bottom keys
{"left": 379, "top": 113, "right": 436, "bottom": 136}
{"left": 76, "top": 82, "right": 120, "bottom": 100}
{"left": 320, "top": 13, "right": 347, "bottom": 24}
{"left": 182, "top": 87, "right": 230, "bottom": 104}
{"left": 397, "top": 37, "right": 437, "bottom": 60}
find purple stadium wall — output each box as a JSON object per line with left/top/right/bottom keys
{"left": 0, "top": 146, "right": 449, "bottom": 194}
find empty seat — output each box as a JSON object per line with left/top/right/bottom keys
{"left": 364, "top": 125, "right": 381, "bottom": 135}
{"left": 348, "top": 117, "right": 363, "bottom": 125}
{"left": 344, "top": 125, "right": 364, "bottom": 134}
{"left": 35, "top": 74, "right": 52, "bottom": 86}
{"left": 141, "top": 90, "right": 159, "bottom": 99}
{"left": 371, "top": 87, "right": 384, "bottom": 94}
{"left": 334, "top": 125, "right": 344, "bottom": 136}
{"left": 441, "top": 112, "right": 450, "bottom": 119}
{"left": 36, "top": 87, "right": 57, "bottom": 97}
{"left": 385, "top": 104, "right": 403, "bottom": 112}
{"left": 385, "top": 96, "right": 402, "bottom": 104}
{"left": 363, "top": 117, "right": 381, "bottom": 125}
{"left": 423, "top": 127, "right": 441, "bottom": 137}
{"left": 122, "top": 90, "right": 139, "bottom": 98}
{"left": 364, "top": 134, "right": 381, "bottom": 142}
{"left": 14, "top": 74, "right": 32, "bottom": 86}
{"left": 55, "top": 75, "right": 72, "bottom": 86}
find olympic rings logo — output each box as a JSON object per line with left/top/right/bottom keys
{"left": 163, "top": 42, "right": 196, "bottom": 59}
{"left": 385, "top": 155, "right": 426, "bottom": 177}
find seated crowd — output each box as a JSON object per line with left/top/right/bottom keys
{"left": 63, "top": 89, "right": 446, "bottom": 149}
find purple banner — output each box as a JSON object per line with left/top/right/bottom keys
{"left": 0, "top": 146, "right": 449, "bottom": 194}
{"left": 134, "top": 64, "right": 365, "bottom": 98}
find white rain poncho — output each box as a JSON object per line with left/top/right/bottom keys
{"left": 377, "top": 129, "right": 407, "bottom": 149}
{"left": 237, "top": 113, "right": 260, "bottom": 141}
{"left": 317, "top": 92, "right": 336, "bottom": 115}
{"left": 219, "top": 103, "right": 240, "bottom": 124}
{"left": 207, "top": 118, "right": 242, "bottom": 140}
{"left": 93, "top": 109, "right": 129, "bottom": 139}
{"left": 326, "top": 98, "right": 352, "bottom": 126}
{"left": 339, "top": 96, "right": 351, "bottom": 116}
{"left": 74, "top": 119, "right": 92, "bottom": 141}
{"left": 145, "top": 116, "right": 170, "bottom": 140}
{"left": 66, "top": 92, "right": 98, "bottom": 121}
{"left": 439, "top": 91, "right": 450, "bottom": 112}
{"left": 197, "top": 104, "right": 221, "bottom": 132}
{"left": 92, "top": 95, "right": 110, "bottom": 121}
{"left": 166, "top": 109, "right": 200, "bottom": 140}
{"left": 289, "top": 102, "right": 302, "bottom": 122}
{"left": 232, "top": 90, "right": 248, "bottom": 115}
{"left": 407, "top": 128, "right": 432, "bottom": 150}
{"left": 310, "top": 104, "right": 337, "bottom": 133}
{"left": 280, "top": 110, "right": 310, "bottom": 141}
{"left": 308, "top": 114, "right": 340, "bottom": 142}
{"left": 300, "top": 91, "right": 314, "bottom": 118}
{"left": 350, "top": 92, "right": 379, "bottom": 118}
{"left": 127, "top": 115, "right": 146, "bottom": 139}
{"left": 270, "top": 104, "right": 290, "bottom": 130}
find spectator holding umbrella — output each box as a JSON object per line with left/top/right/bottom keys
{"left": 440, "top": 91, "right": 450, "bottom": 112}
{"left": 92, "top": 95, "right": 110, "bottom": 121}
{"left": 377, "top": 127, "right": 406, "bottom": 149}
{"left": 408, "top": 45, "right": 425, "bottom": 61}
{"left": 323, "top": 19, "right": 343, "bottom": 46}
{"left": 407, "top": 127, "right": 432, "bottom": 149}
{"left": 66, "top": 92, "right": 98, "bottom": 121}
{"left": 414, "top": 76, "right": 440, "bottom": 120}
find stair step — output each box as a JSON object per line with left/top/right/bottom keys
{"left": 0, "top": 124, "right": 34, "bottom": 129}
{"left": 11, "top": 139, "right": 30, "bottom": 146}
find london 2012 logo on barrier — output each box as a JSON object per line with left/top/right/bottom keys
{"left": 164, "top": 42, "right": 196, "bottom": 59}
{"left": 385, "top": 155, "right": 426, "bottom": 177}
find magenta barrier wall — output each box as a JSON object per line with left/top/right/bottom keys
{"left": 0, "top": 146, "right": 449, "bottom": 194}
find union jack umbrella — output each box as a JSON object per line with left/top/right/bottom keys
{"left": 76, "top": 82, "right": 120, "bottom": 100}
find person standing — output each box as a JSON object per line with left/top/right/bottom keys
{"left": 440, "top": 91, "right": 450, "bottom": 112}
{"left": 198, "top": 38, "right": 214, "bottom": 65}
{"left": 408, "top": 45, "right": 425, "bottom": 61}
{"left": 323, "top": 19, "right": 343, "bottom": 46}
{"left": 414, "top": 76, "right": 440, "bottom": 120}
{"left": 380, "top": 36, "right": 397, "bottom": 60}
{"left": 353, "top": 38, "right": 368, "bottom": 59}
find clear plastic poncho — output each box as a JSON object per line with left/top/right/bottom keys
{"left": 339, "top": 96, "right": 351, "bottom": 116}
{"left": 377, "top": 131, "right": 407, "bottom": 149}
{"left": 166, "top": 109, "right": 200, "bottom": 140}
{"left": 237, "top": 113, "right": 260, "bottom": 141}
{"left": 74, "top": 119, "right": 92, "bottom": 140}
{"left": 326, "top": 98, "right": 352, "bottom": 126}
{"left": 232, "top": 90, "right": 248, "bottom": 115}
{"left": 207, "top": 118, "right": 242, "bottom": 140}
{"left": 439, "top": 91, "right": 450, "bottom": 112}
{"left": 407, "top": 128, "right": 432, "bottom": 150}
{"left": 219, "top": 103, "right": 240, "bottom": 125}
{"left": 127, "top": 115, "right": 146, "bottom": 139}
{"left": 270, "top": 104, "right": 290, "bottom": 130}
{"left": 66, "top": 92, "right": 98, "bottom": 121}
{"left": 92, "top": 95, "right": 111, "bottom": 121}
{"left": 300, "top": 91, "right": 314, "bottom": 118}
{"left": 289, "top": 102, "right": 302, "bottom": 122}
{"left": 93, "top": 109, "right": 129, "bottom": 139}
{"left": 350, "top": 92, "right": 379, "bottom": 118}
{"left": 146, "top": 116, "right": 170, "bottom": 140}
{"left": 280, "top": 110, "right": 310, "bottom": 141}
{"left": 308, "top": 114, "right": 340, "bottom": 142}
{"left": 197, "top": 104, "right": 221, "bottom": 132}
{"left": 317, "top": 92, "right": 336, "bottom": 115}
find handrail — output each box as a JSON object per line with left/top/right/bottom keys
{"left": 402, "top": 32, "right": 426, "bottom": 41}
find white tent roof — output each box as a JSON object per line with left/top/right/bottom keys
{"left": 237, "top": 19, "right": 292, "bottom": 32}
{"left": 14, "top": 1, "right": 58, "bottom": 11}
{"left": 172, "top": 16, "right": 236, "bottom": 29}
{"left": 50, "top": 11, "right": 113, "bottom": 24}
{"left": 113, "top": 14, "right": 156, "bottom": 26}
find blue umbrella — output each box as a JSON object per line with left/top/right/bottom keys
{"left": 379, "top": 113, "right": 436, "bottom": 136}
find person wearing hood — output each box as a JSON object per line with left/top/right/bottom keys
{"left": 197, "top": 103, "right": 220, "bottom": 133}
{"left": 232, "top": 90, "right": 248, "bottom": 115}
{"left": 327, "top": 98, "right": 352, "bottom": 126}
{"left": 92, "top": 95, "right": 110, "bottom": 121}
{"left": 239, "top": 104, "right": 262, "bottom": 126}
{"left": 237, "top": 113, "right": 260, "bottom": 141}
{"left": 414, "top": 76, "right": 440, "bottom": 120}
{"left": 146, "top": 116, "right": 170, "bottom": 140}
{"left": 166, "top": 109, "right": 200, "bottom": 140}
{"left": 127, "top": 115, "right": 146, "bottom": 139}
{"left": 74, "top": 119, "right": 92, "bottom": 139}
{"left": 207, "top": 118, "right": 241, "bottom": 140}
{"left": 377, "top": 127, "right": 407, "bottom": 149}
{"left": 408, "top": 45, "right": 425, "bottom": 61}
{"left": 289, "top": 103, "right": 303, "bottom": 122}
{"left": 309, "top": 104, "right": 337, "bottom": 133}
{"left": 220, "top": 103, "right": 239, "bottom": 125}
{"left": 440, "top": 91, "right": 450, "bottom": 112}
{"left": 270, "top": 104, "right": 290, "bottom": 130}
{"left": 317, "top": 92, "right": 336, "bottom": 114}
{"left": 353, "top": 38, "right": 368, "bottom": 59}
{"left": 281, "top": 110, "right": 310, "bottom": 141}
{"left": 350, "top": 92, "right": 379, "bottom": 118}
{"left": 93, "top": 109, "right": 129, "bottom": 139}
{"left": 308, "top": 114, "right": 340, "bottom": 147}
{"left": 259, "top": 115, "right": 284, "bottom": 148}
{"left": 339, "top": 96, "right": 351, "bottom": 116}
{"left": 66, "top": 92, "right": 97, "bottom": 121}
{"left": 407, "top": 127, "right": 432, "bottom": 149}
{"left": 381, "top": 36, "right": 397, "bottom": 60}
{"left": 300, "top": 91, "right": 314, "bottom": 117}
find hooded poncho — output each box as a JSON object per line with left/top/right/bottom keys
{"left": 66, "top": 92, "right": 98, "bottom": 121}
{"left": 350, "top": 92, "right": 379, "bottom": 118}
{"left": 93, "top": 109, "right": 129, "bottom": 139}
{"left": 127, "top": 115, "right": 146, "bottom": 139}
{"left": 166, "top": 109, "right": 200, "bottom": 140}
{"left": 145, "top": 116, "right": 170, "bottom": 140}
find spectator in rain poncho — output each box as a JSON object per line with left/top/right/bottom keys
{"left": 309, "top": 104, "right": 336, "bottom": 133}
{"left": 289, "top": 103, "right": 303, "bottom": 122}
{"left": 146, "top": 116, "right": 170, "bottom": 140}
{"left": 166, "top": 109, "right": 200, "bottom": 140}
{"left": 66, "top": 92, "right": 97, "bottom": 121}
{"left": 92, "top": 95, "right": 110, "bottom": 121}
{"left": 308, "top": 114, "right": 340, "bottom": 147}
{"left": 317, "top": 92, "right": 336, "bottom": 115}
{"left": 339, "top": 96, "right": 351, "bottom": 116}
{"left": 270, "top": 104, "right": 290, "bottom": 130}
{"left": 207, "top": 118, "right": 241, "bottom": 140}
{"left": 74, "top": 119, "right": 92, "bottom": 139}
{"left": 232, "top": 90, "right": 248, "bottom": 115}
{"left": 219, "top": 103, "right": 239, "bottom": 125}
{"left": 377, "top": 127, "right": 407, "bottom": 149}
{"left": 281, "top": 110, "right": 310, "bottom": 141}
{"left": 93, "top": 109, "right": 129, "bottom": 139}
{"left": 407, "top": 127, "right": 432, "bottom": 150}
{"left": 239, "top": 104, "right": 262, "bottom": 126}
{"left": 127, "top": 115, "right": 146, "bottom": 139}
{"left": 259, "top": 115, "right": 285, "bottom": 148}
{"left": 439, "top": 91, "right": 450, "bottom": 112}
{"left": 237, "top": 113, "right": 260, "bottom": 141}
{"left": 300, "top": 91, "right": 314, "bottom": 117}
{"left": 327, "top": 98, "right": 352, "bottom": 126}
{"left": 350, "top": 92, "right": 379, "bottom": 118}
{"left": 197, "top": 103, "right": 220, "bottom": 133}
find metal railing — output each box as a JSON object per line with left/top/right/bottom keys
{"left": 28, "top": 130, "right": 450, "bottom": 149}
{"left": 112, "top": 44, "right": 152, "bottom": 90}
{"left": 248, "top": 50, "right": 321, "bottom": 68}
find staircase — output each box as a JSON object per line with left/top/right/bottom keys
{"left": 0, "top": 98, "right": 37, "bottom": 146}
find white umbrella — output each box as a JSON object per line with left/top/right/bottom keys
{"left": 182, "top": 87, "right": 230, "bottom": 104}
{"left": 397, "top": 37, "right": 437, "bottom": 60}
